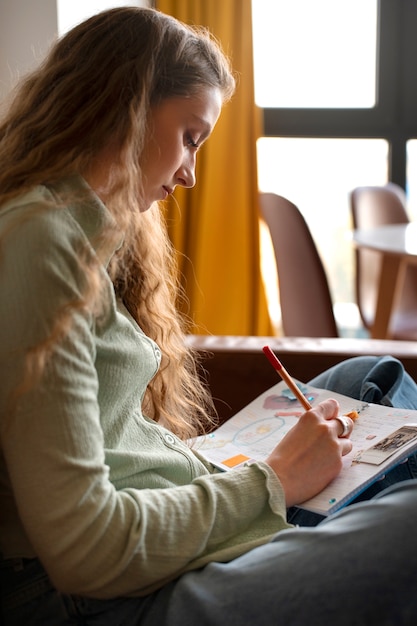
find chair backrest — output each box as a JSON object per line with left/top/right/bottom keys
{"left": 260, "top": 192, "right": 338, "bottom": 337}
{"left": 350, "top": 183, "right": 409, "bottom": 230}
{"left": 350, "top": 183, "right": 410, "bottom": 331}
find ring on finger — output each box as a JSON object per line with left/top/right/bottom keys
{"left": 334, "top": 415, "right": 353, "bottom": 438}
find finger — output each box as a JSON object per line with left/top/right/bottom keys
{"left": 312, "top": 398, "right": 340, "bottom": 419}
{"left": 340, "top": 437, "right": 353, "bottom": 456}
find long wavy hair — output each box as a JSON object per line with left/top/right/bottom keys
{"left": 0, "top": 7, "right": 235, "bottom": 439}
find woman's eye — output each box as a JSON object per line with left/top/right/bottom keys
{"left": 186, "top": 134, "right": 199, "bottom": 149}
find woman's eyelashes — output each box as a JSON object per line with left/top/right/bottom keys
{"left": 186, "top": 134, "right": 200, "bottom": 149}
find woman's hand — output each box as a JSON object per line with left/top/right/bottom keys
{"left": 265, "top": 399, "right": 353, "bottom": 507}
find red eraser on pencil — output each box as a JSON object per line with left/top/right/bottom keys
{"left": 262, "top": 345, "right": 282, "bottom": 370}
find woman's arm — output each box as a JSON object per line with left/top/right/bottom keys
{"left": 0, "top": 196, "right": 290, "bottom": 597}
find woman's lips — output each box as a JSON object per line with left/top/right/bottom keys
{"left": 162, "top": 186, "right": 173, "bottom": 199}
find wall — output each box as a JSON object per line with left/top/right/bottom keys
{"left": 0, "top": 0, "right": 148, "bottom": 102}
{"left": 0, "top": 0, "right": 57, "bottom": 101}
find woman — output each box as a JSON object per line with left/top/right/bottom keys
{"left": 1, "top": 7, "right": 416, "bottom": 625}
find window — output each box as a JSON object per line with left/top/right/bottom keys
{"left": 407, "top": 140, "right": 417, "bottom": 220}
{"left": 253, "top": 0, "right": 377, "bottom": 109}
{"left": 252, "top": 0, "right": 417, "bottom": 335}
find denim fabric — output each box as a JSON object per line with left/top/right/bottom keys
{"left": 309, "top": 355, "right": 417, "bottom": 409}
{"left": 0, "top": 558, "right": 156, "bottom": 625}
{"left": 4, "top": 480, "right": 417, "bottom": 626}
{"left": 0, "top": 558, "right": 77, "bottom": 625}
{"left": 148, "top": 480, "right": 417, "bottom": 626}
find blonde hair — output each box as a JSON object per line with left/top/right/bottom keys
{"left": 0, "top": 7, "right": 235, "bottom": 439}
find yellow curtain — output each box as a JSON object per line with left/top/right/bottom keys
{"left": 157, "top": 0, "right": 273, "bottom": 335}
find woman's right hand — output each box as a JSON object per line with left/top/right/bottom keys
{"left": 265, "top": 399, "right": 353, "bottom": 507}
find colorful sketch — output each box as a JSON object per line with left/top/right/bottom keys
{"left": 262, "top": 389, "right": 318, "bottom": 411}
{"left": 233, "top": 416, "right": 286, "bottom": 446}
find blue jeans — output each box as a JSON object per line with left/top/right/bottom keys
{"left": 2, "top": 356, "right": 417, "bottom": 625}
{"left": 309, "top": 354, "right": 417, "bottom": 409}
{"left": 3, "top": 481, "right": 417, "bottom": 625}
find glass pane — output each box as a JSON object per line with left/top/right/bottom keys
{"left": 406, "top": 140, "right": 417, "bottom": 221}
{"left": 257, "top": 137, "right": 388, "bottom": 334}
{"left": 252, "top": 0, "right": 378, "bottom": 108}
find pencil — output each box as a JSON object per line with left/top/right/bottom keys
{"left": 262, "top": 345, "right": 312, "bottom": 411}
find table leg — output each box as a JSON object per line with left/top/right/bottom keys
{"left": 371, "top": 255, "right": 406, "bottom": 339}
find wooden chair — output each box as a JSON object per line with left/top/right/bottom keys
{"left": 350, "top": 183, "right": 417, "bottom": 340}
{"left": 259, "top": 192, "right": 338, "bottom": 337}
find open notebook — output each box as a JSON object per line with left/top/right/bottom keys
{"left": 192, "top": 381, "right": 417, "bottom": 516}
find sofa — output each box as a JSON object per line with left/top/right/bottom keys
{"left": 186, "top": 335, "right": 417, "bottom": 423}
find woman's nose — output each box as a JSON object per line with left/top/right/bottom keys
{"left": 176, "top": 155, "right": 196, "bottom": 188}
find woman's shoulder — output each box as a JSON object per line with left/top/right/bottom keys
{"left": 0, "top": 184, "right": 55, "bottom": 218}
{"left": 0, "top": 177, "right": 120, "bottom": 259}
{"left": 0, "top": 184, "right": 80, "bottom": 260}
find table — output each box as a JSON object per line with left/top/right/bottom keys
{"left": 353, "top": 223, "right": 417, "bottom": 339}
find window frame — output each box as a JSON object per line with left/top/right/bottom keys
{"left": 260, "top": 0, "right": 417, "bottom": 190}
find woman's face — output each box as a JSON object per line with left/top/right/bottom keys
{"left": 139, "top": 87, "right": 222, "bottom": 210}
